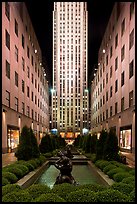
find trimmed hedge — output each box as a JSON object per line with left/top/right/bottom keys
{"left": 129, "top": 169, "right": 135, "bottom": 175}
{"left": 66, "top": 189, "right": 98, "bottom": 202}
{"left": 34, "top": 193, "right": 66, "bottom": 202}
{"left": 96, "top": 189, "right": 130, "bottom": 202}
{"left": 3, "top": 167, "right": 24, "bottom": 179}
{"left": 2, "top": 191, "right": 32, "bottom": 202}
{"left": 52, "top": 183, "right": 76, "bottom": 199}
{"left": 75, "top": 183, "right": 106, "bottom": 192}
{"left": 43, "top": 152, "right": 53, "bottom": 158}
{"left": 2, "top": 184, "right": 22, "bottom": 196}
{"left": 103, "top": 164, "right": 116, "bottom": 174}
{"left": 113, "top": 172, "right": 131, "bottom": 182}
{"left": 2, "top": 177, "right": 10, "bottom": 186}
{"left": 13, "top": 164, "right": 29, "bottom": 176}
{"left": 129, "top": 188, "right": 135, "bottom": 202}
{"left": 107, "top": 167, "right": 124, "bottom": 179}
{"left": 2, "top": 171, "right": 18, "bottom": 184}
{"left": 25, "top": 184, "right": 51, "bottom": 200}
{"left": 121, "top": 176, "right": 135, "bottom": 184}
{"left": 27, "top": 159, "right": 39, "bottom": 169}
{"left": 111, "top": 182, "right": 133, "bottom": 195}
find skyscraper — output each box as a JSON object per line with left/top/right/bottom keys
{"left": 52, "top": 2, "right": 89, "bottom": 140}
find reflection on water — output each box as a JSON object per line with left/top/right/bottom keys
{"left": 37, "top": 165, "right": 102, "bottom": 189}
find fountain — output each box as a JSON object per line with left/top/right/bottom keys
{"left": 54, "top": 146, "right": 77, "bottom": 185}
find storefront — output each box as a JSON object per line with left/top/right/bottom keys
{"left": 119, "top": 125, "right": 132, "bottom": 152}
{"left": 7, "top": 125, "right": 20, "bottom": 153}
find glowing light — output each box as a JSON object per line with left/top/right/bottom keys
{"left": 35, "top": 49, "right": 37, "bottom": 53}
{"left": 103, "top": 49, "right": 106, "bottom": 53}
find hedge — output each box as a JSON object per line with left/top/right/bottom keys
{"left": 75, "top": 183, "right": 107, "bottom": 192}
{"left": 3, "top": 167, "right": 24, "bottom": 179}
{"left": 111, "top": 182, "right": 133, "bottom": 195}
{"left": 25, "top": 184, "right": 51, "bottom": 200}
{"left": 107, "top": 167, "right": 124, "bottom": 179}
{"left": 103, "top": 164, "right": 116, "bottom": 174}
{"left": 113, "top": 172, "right": 131, "bottom": 182}
{"left": 2, "top": 191, "right": 32, "bottom": 202}
{"left": 66, "top": 189, "right": 98, "bottom": 202}
{"left": 2, "top": 171, "right": 18, "bottom": 184}
{"left": 129, "top": 188, "right": 135, "bottom": 202}
{"left": 95, "top": 189, "right": 130, "bottom": 202}
{"left": 129, "top": 169, "right": 135, "bottom": 175}
{"left": 2, "top": 177, "right": 10, "bottom": 186}
{"left": 52, "top": 183, "right": 76, "bottom": 200}
{"left": 121, "top": 176, "right": 135, "bottom": 184}
{"left": 34, "top": 193, "right": 66, "bottom": 202}
{"left": 13, "top": 164, "right": 29, "bottom": 176}
{"left": 2, "top": 184, "right": 22, "bottom": 196}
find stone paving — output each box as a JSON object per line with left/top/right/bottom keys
{"left": 2, "top": 152, "right": 17, "bottom": 167}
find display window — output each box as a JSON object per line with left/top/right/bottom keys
{"left": 7, "top": 127, "right": 19, "bottom": 152}
{"left": 120, "top": 126, "right": 132, "bottom": 150}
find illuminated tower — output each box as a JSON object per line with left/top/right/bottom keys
{"left": 52, "top": 2, "right": 88, "bottom": 140}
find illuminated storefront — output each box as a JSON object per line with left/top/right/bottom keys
{"left": 7, "top": 125, "right": 19, "bottom": 152}
{"left": 119, "top": 125, "right": 132, "bottom": 151}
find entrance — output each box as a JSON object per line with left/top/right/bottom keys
{"left": 7, "top": 125, "right": 19, "bottom": 153}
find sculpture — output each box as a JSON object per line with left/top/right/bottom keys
{"left": 54, "top": 148, "right": 77, "bottom": 185}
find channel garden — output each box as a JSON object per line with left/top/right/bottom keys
{"left": 2, "top": 125, "right": 135, "bottom": 202}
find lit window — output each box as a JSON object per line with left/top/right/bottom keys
{"left": 129, "top": 90, "right": 133, "bottom": 107}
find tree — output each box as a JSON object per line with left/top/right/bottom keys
{"left": 39, "top": 134, "right": 53, "bottom": 153}
{"left": 15, "top": 126, "right": 40, "bottom": 161}
{"left": 96, "top": 129, "right": 108, "bottom": 160}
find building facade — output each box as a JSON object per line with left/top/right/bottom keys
{"left": 52, "top": 2, "right": 89, "bottom": 140}
{"left": 91, "top": 2, "right": 135, "bottom": 153}
{"left": 2, "top": 2, "right": 49, "bottom": 153}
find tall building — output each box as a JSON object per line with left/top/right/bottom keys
{"left": 2, "top": 2, "right": 49, "bottom": 153}
{"left": 52, "top": 2, "right": 89, "bottom": 140}
{"left": 90, "top": 2, "right": 135, "bottom": 154}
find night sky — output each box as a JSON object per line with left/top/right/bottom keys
{"left": 25, "top": 1, "right": 115, "bottom": 89}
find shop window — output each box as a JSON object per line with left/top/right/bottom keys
{"left": 120, "top": 126, "right": 132, "bottom": 150}
{"left": 7, "top": 127, "right": 19, "bottom": 152}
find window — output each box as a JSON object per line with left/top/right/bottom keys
{"left": 35, "top": 95, "right": 37, "bottom": 104}
{"left": 115, "top": 102, "right": 118, "bottom": 114}
{"left": 115, "top": 33, "right": 118, "bottom": 48}
{"left": 129, "top": 90, "right": 133, "bottom": 107}
{"left": 15, "top": 97, "right": 18, "bottom": 112}
{"left": 6, "top": 90, "right": 10, "bottom": 107}
{"left": 106, "top": 109, "right": 108, "bottom": 119}
{"left": 6, "top": 60, "right": 10, "bottom": 79}
{"left": 15, "top": 19, "right": 18, "bottom": 36}
{"left": 31, "top": 55, "right": 33, "bottom": 66}
{"left": 5, "top": 30, "right": 10, "bottom": 50}
{"left": 35, "top": 63, "right": 37, "bottom": 73}
{"left": 121, "top": 97, "right": 124, "bottom": 112}
{"left": 32, "top": 109, "right": 34, "bottom": 119}
{"left": 121, "top": 71, "right": 124, "bottom": 86}
{"left": 5, "top": 2, "right": 10, "bottom": 20}
{"left": 35, "top": 79, "right": 37, "bottom": 89}
{"left": 31, "top": 73, "right": 33, "bottom": 84}
{"left": 38, "top": 99, "right": 39, "bottom": 107}
{"left": 27, "top": 66, "right": 30, "bottom": 78}
{"left": 22, "top": 34, "right": 24, "bottom": 48}
{"left": 129, "top": 60, "right": 134, "bottom": 78}
{"left": 35, "top": 112, "right": 37, "bottom": 121}
{"left": 110, "top": 46, "right": 112, "bottom": 58}
{"left": 110, "top": 66, "right": 112, "bottom": 78}
{"left": 31, "top": 91, "right": 33, "bottom": 101}
{"left": 115, "top": 57, "right": 118, "bottom": 70}
{"left": 22, "top": 80, "right": 24, "bottom": 93}
{"left": 22, "top": 57, "right": 25, "bottom": 71}
{"left": 129, "top": 29, "right": 134, "bottom": 50}
{"left": 130, "top": 2, "right": 134, "bottom": 20}
{"left": 121, "top": 45, "right": 125, "bottom": 62}
{"left": 22, "top": 102, "right": 25, "bottom": 114}
{"left": 15, "top": 45, "right": 18, "bottom": 62}
{"left": 27, "top": 106, "right": 30, "bottom": 117}
{"left": 110, "top": 106, "right": 112, "bottom": 117}
{"left": 103, "top": 95, "right": 105, "bottom": 105}
{"left": 115, "top": 79, "right": 118, "bottom": 93}
{"left": 15, "top": 71, "right": 18, "bottom": 87}
{"left": 121, "top": 18, "right": 125, "bottom": 36}
{"left": 38, "top": 84, "right": 39, "bottom": 92}
{"left": 27, "top": 46, "right": 30, "bottom": 58}
{"left": 110, "top": 86, "right": 112, "bottom": 97}
{"left": 27, "top": 86, "right": 29, "bottom": 97}
{"left": 106, "top": 73, "right": 108, "bottom": 84}
{"left": 106, "top": 55, "right": 108, "bottom": 65}
{"left": 106, "top": 91, "right": 108, "bottom": 101}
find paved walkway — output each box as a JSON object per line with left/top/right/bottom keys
{"left": 120, "top": 151, "right": 135, "bottom": 168}
{"left": 2, "top": 152, "right": 17, "bottom": 167}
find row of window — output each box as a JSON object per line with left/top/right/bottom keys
{"left": 5, "top": 90, "right": 48, "bottom": 120}
{"left": 93, "top": 90, "right": 134, "bottom": 117}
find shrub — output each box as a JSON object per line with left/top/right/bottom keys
{"left": 20, "top": 161, "right": 35, "bottom": 171}
{"left": 107, "top": 167, "right": 124, "bottom": 179}
{"left": 39, "top": 155, "right": 46, "bottom": 164}
{"left": 103, "top": 128, "right": 119, "bottom": 161}
{"left": 90, "top": 153, "right": 96, "bottom": 163}
{"left": 13, "top": 164, "right": 29, "bottom": 176}
{"left": 27, "top": 159, "right": 39, "bottom": 169}
{"left": 121, "top": 176, "right": 135, "bottom": 185}
{"left": 99, "top": 161, "right": 110, "bottom": 170}
{"left": 94, "top": 160, "right": 105, "bottom": 168}
{"left": 52, "top": 183, "right": 76, "bottom": 199}
{"left": 26, "top": 184, "right": 51, "bottom": 200}
{"left": 2, "top": 171, "right": 18, "bottom": 183}
{"left": 75, "top": 183, "right": 106, "bottom": 192}
{"left": 66, "top": 189, "right": 98, "bottom": 202}
{"left": 111, "top": 182, "right": 133, "bottom": 195}
{"left": 2, "top": 177, "right": 10, "bottom": 186}
{"left": 2, "top": 184, "right": 22, "bottom": 196}
{"left": 3, "top": 167, "right": 24, "bottom": 179}
{"left": 96, "top": 189, "right": 130, "bottom": 202}
{"left": 34, "top": 193, "right": 66, "bottom": 202}
{"left": 2, "top": 191, "right": 32, "bottom": 202}
{"left": 96, "top": 129, "right": 108, "bottom": 160}
{"left": 39, "top": 134, "right": 53, "bottom": 153}
{"left": 15, "top": 125, "right": 40, "bottom": 161}
{"left": 43, "top": 152, "right": 53, "bottom": 158}
{"left": 129, "top": 188, "right": 135, "bottom": 202}
{"left": 113, "top": 172, "right": 131, "bottom": 182}
{"left": 129, "top": 169, "right": 135, "bottom": 175}
{"left": 103, "top": 164, "right": 116, "bottom": 174}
